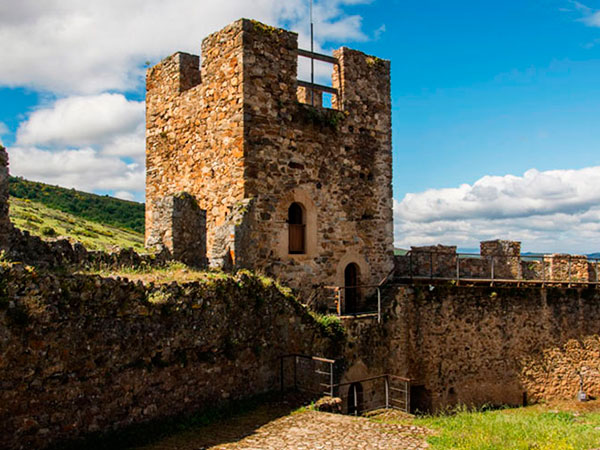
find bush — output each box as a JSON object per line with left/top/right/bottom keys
{"left": 41, "top": 226, "right": 57, "bottom": 237}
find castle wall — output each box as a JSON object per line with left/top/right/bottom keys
{"left": 0, "top": 265, "right": 338, "bottom": 449}
{"left": 379, "top": 285, "right": 600, "bottom": 412}
{"left": 146, "top": 19, "right": 394, "bottom": 298}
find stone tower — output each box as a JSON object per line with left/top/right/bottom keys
{"left": 146, "top": 18, "right": 394, "bottom": 302}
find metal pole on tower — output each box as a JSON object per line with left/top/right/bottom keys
{"left": 310, "top": 0, "right": 315, "bottom": 106}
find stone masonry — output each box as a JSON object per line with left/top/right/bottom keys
{"left": 0, "top": 146, "right": 11, "bottom": 250}
{"left": 146, "top": 193, "right": 207, "bottom": 267}
{"left": 146, "top": 19, "right": 394, "bottom": 299}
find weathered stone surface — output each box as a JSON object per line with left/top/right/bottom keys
{"left": 395, "top": 239, "right": 598, "bottom": 284}
{"left": 0, "top": 265, "right": 338, "bottom": 450}
{"left": 0, "top": 146, "right": 12, "bottom": 250}
{"left": 145, "top": 19, "right": 394, "bottom": 301}
{"left": 480, "top": 239, "right": 522, "bottom": 279}
{"left": 380, "top": 285, "right": 600, "bottom": 412}
{"left": 146, "top": 192, "right": 207, "bottom": 267}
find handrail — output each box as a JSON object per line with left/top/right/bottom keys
{"left": 396, "top": 250, "right": 600, "bottom": 286}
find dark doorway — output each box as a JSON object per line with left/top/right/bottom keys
{"left": 288, "top": 202, "right": 305, "bottom": 254}
{"left": 410, "top": 385, "right": 432, "bottom": 414}
{"left": 347, "top": 382, "right": 364, "bottom": 415}
{"left": 344, "top": 263, "right": 360, "bottom": 313}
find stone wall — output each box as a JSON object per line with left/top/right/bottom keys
{"left": 146, "top": 193, "right": 207, "bottom": 267}
{"left": 395, "top": 239, "right": 598, "bottom": 284}
{"left": 381, "top": 285, "right": 600, "bottom": 411}
{"left": 0, "top": 264, "right": 338, "bottom": 449}
{"left": 0, "top": 146, "right": 12, "bottom": 250}
{"left": 145, "top": 19, "right": 394, "bottom": 299}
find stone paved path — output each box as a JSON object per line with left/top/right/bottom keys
{"left": 137, "top": 406, "right": 430, "bottom": 450}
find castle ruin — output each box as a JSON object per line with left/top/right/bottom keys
{"left": 145, "top": 19, "right": 394, "bottom": 304}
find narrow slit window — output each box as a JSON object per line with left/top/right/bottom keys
{"left": 288, "top": 202, "right": 306, "bottom": 254}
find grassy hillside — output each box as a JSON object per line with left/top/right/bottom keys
{"left": 10, "top": 197, "right": 145, "bottom": 253}
{"left": 9, "top": 176, "right": 145, "bottom": 234}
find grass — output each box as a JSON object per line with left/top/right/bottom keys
{"left": 373, "top": 401, "right": 600, "bottom": 450}
{"left": 9, "top": 197, "right": 146, "bottom": 253}
{"left": 82, "top": 260, "right": 230, "bottom": 285}
{"left": 9, "top": 176, "right": 145, "bottom": 233}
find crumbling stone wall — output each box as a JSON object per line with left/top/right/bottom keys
{"left": 480, "top": 239, "right": 522, "bottom": 279}
{"left": 0, "top": 264, "right": 338, "bottom": 449}
{"left": 146, "top": 192, "right": 207, "bottom": 267}
{"left": 146, "top": 19, "right": 394, "bottom": 297}
{"left": 395, "top": 239, "right": 597, "bottom": 284}
{"left": 381, "top": 285, "right": 600, "bottom": 411}
{"left": 0, "top": 146, "right": 12, "bottom": 250}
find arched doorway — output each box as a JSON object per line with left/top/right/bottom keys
{"left": 347, "top": 382, "right": 364, "bottom": 415}
{"left": 288, "top": 202, "right": 305, "bottom": 254}
{"left": 344, "top": 263, "right": 360, "bottom": 314}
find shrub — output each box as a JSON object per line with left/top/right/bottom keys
{"left": 41, "top": 226, "right": 57, "bottom": 237}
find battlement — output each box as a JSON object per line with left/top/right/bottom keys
{"left": 395, "top": 239, "right": 599, "bottom": 285}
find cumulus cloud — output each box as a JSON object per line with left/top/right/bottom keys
{"left": 8, "top": 93, "right": 146, "bottom": 199}
{"left": 17, "top": 94, "right": 143, "bottom": 149}
{"left": 394, "top": 166, "right": 600, "bottom": 254}
{"left": 8, "top": 146, "right": 144, "bottom": 194}
{"left": 0, "top": 0, "right": 373, "bottom": 94}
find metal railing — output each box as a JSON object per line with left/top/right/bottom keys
{"left": 335, "top": 374, "right": 410, "bottom": 414}
{"left": 321, "top": 266, "right": 396, "bottom": 322}
{"left": 280, "top": 354, "right": 335, "bottom": 397}
{"left": 396, "top": 251, "right": 600, "bottom": 287}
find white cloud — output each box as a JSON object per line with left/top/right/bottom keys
{"left": 394, "top": 166, "right": 600, "bottom": 254}
{"left": 17, "top": 94, "right": 144, "bottom": 150}
{"left": 8, "top": 146, "right": 144, "bottom": 195}
{"left": 0, "top": 0, "right": 373, "bottom": 94}
{"left": 114, "top": 190, "right": 136, "bottom": 201}
{"left": 569, "top": 1, "right": 600, "bottom": 27}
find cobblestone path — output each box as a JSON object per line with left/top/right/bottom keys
{"left": 137, "top": 406, "right": 430, "bottom": 450}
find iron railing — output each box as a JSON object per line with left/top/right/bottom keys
{"left": 396, "top": 251, "right": 600, "bottom": 287}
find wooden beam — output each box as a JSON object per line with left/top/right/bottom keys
{"left": 297, "top": 80, "right": 338, "bottom": 95}
{"left": 298, "top": 48, "right": 338, "bottom": 65}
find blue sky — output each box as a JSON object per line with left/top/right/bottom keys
{"left": 1, "top": 0, "right": 600, "bottom": 252}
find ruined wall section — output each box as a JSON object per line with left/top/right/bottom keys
{"left": 146, "top": 21, "right": 247, "bottom": 264}
{"left": 0, "top": 146, "right": 11, "bottom": 250}
{"left": 382, "top": 285, "right": 600, "bottom": 412}
{"left": 240, "top": 23, "right": 394, "bottom": 295}
{"left": 0, "top": 265, "right": 338, "bottom": 449}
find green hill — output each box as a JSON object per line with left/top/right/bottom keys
{"left": 9, "top": 176, "right": 145, "bottom": 234}
{"left": 9, "top": 197, "right": 145, "bottom": 253}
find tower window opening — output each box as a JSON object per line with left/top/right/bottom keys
{"left": 288, "top": 202, "right": 306, "bottom": 254}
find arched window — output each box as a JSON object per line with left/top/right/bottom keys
{"left": 288, "top": 202, "right": 305, "bottom": 254}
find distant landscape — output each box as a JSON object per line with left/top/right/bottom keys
{"left": 8, "top": 177, "right": 145, "bottom": 252}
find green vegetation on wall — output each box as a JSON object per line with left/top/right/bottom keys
{"left": 9, "top": 176, "right": 145, "bottom": 233}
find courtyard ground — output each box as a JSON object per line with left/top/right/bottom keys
{"left": 134, "top": 402, "right": 429, "bottom": 450}
{"left": 132, "top": 399, "right": 600, "bottom": 450}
